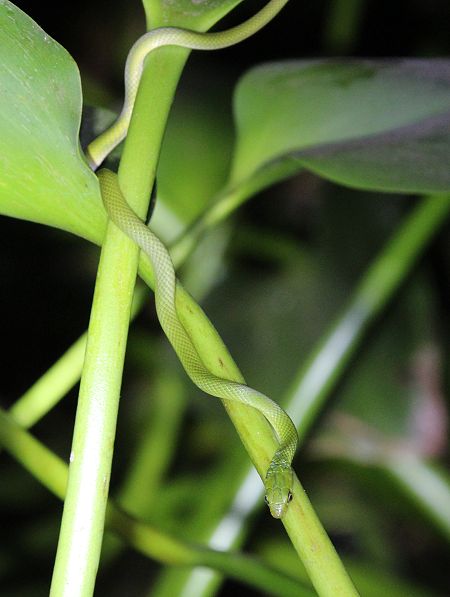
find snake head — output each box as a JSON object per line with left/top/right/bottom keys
{"left": 264, "top": 463, "right": 294, "bottom": 519}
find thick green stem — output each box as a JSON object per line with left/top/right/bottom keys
{"left": 50, "top": 48, "right": 189, "bottom": 597}
{"left": 49, "top": 220, "right": 141, "bottom": 597}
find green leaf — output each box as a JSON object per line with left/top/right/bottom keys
{"left": 143, "top": 0, "right": 243, "bottom": 30}
{"left": 231, "top": 60, "right": 450, "bottom": 193}
{"left": 0, "top": 0, "right": 105, "bottom": 243}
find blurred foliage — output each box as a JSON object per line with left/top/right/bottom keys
{"left": 1, "top": 0, "right": 449, "bottom": 596}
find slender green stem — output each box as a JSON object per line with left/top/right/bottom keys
{"left": 9, "top": 288, "right": 145, "bottom": 430}
{"left": 11, "top": 332, "right": 86, "bottom": 428}
{"left": 0, "top": 408, "right": 68, "bottom": 499}
{"left": 170, "top": 161, "right": 300, "bottom": 267}
{"left": 289, "top": 194, "right": 450, "bottom": 440}
{"left": 0, "top": 407, "right": 313, "bottom": 597}
{"left": 117, "top": 371, "right": 187, "bottom": 516}
{"left": 282, "top": 479, "right": 359, "bottom": 595}
{"left": 323, "top": 0, "right": 366, "bottom": 53}
{"left": 50, "top": 48, "right": 189, "bottom": 597}
{"left": 382, "top": 456, "right": 450, "bottom": 541}
{"left": 110, "top": 503, "right": 314, "bottom": 597}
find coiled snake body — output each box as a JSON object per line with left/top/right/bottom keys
{"left": 88, "top": 0, "right": 298, "bottom": 519}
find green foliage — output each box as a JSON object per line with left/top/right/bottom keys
{"left": 0, "top": 0, "right": 103, "bottom": 242}
{"left": 232, "top": 60, "right": 450, "bottom": 192}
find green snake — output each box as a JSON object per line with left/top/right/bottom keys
{"left": 87, "top": 0, "right": 298, "bottom": 519}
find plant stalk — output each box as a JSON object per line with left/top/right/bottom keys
{"left": 50, "top": 48, "right": 189, "bottom": 597}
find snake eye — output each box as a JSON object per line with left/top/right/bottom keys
{"left": 287, "top": 491, "right": 293, "bottom": 503}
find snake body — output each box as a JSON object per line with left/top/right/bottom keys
{"left": 86, "top": 0, "right": 289, "bottom": 170}
{"left": 88, "top": 1, "right": 297, "bottom": 518}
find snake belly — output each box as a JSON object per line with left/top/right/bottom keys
{"left": 98, "top": 170, "right": 297, "bottom": 518}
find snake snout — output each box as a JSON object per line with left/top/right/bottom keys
{"left": 268, "top": 501, "right": 287, "bottom": 519}
{"left": 266, "top": 490, "right": 293, "bottom": 519}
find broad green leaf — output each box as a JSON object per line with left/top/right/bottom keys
{"left": 231, "top": 60, "right": 450, "bottom": 193}
{"left": 143, "top": 0, "right": 243, "bottom": 30}
{"left": 296, "top": 118, "right": 450, "bottom": 193}
{"left": 0, "top": 0, "right": 105, "bottom": 243}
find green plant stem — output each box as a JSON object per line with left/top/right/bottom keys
{"left": 117, "top": 370, "right": 187, "bottom": 516}
{"left": 289, "top": 194, "right": 450, "bottom": 440}
{"left": 8, "top": 287, "right": 145, "bottom": 430}
{"left": 170, "top": 161, "right": 300, "bottom": 267}
{"left": 323, "top": 0, "right": 365, "bottom": 53}
{"left": 110, "top": 503, "right": 314, "bottom": 597}
{"left": 49, "top": 215, "right": 142, "bottom": 596}
{"left": 50, "top": 48, "right": 189, "bottom": 597}
{"left": 0, "top": 407, "right": 314, "bottom": 597}
{"left": 11, "top": 332, "right": 86, "bottom": 428}
{"left": 383, "top": 455, "right": 450, "bottom": 541}
{"left": 137, "top": 252, "right": 359, "bottom": 596}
